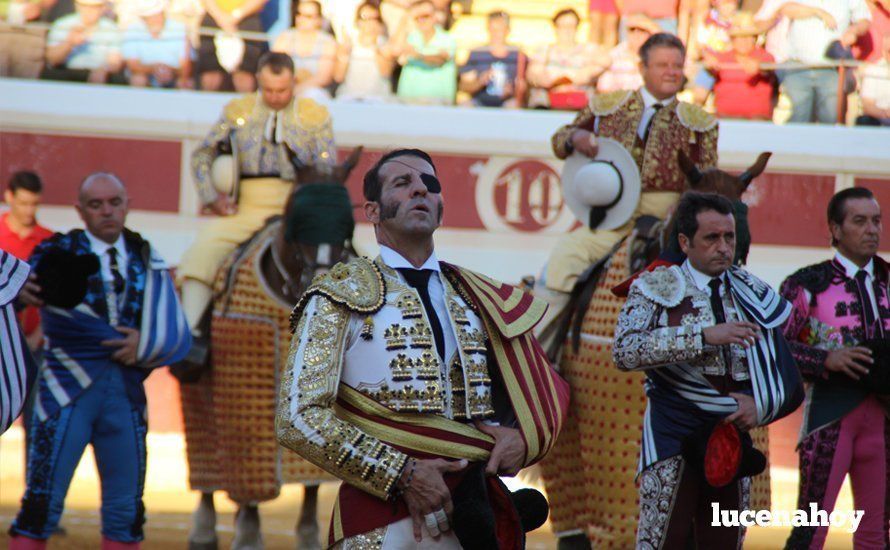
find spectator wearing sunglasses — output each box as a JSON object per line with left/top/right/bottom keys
{"left": 334, "top": 1, "right": 396, "bottom": 101}
{"left": 272, "top": 0, "right": 336, "bottom": 100}
{"left": 391, "top": 0, "right": 457, "bottom": 105}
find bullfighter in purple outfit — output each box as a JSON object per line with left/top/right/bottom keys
{"left": 780, "top": 187, "right": 889, "bottom": 549}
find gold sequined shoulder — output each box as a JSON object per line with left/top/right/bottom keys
{"left": 223, "top": 93, "right": 259, "bottom": 126}
{"left": 591, "top": 90, "right": 634, "bottom": 116}
{"left": 633, "top": 265, "right": 686, "bottom": 308}
{"left": 295, "top": 98, "right": 331, "bottom": 129}
{"left": 289, "top": 257, "right": 385, "bottom": 332}
{"left": 676, "top": 102, "right": 718, "bottom": 133}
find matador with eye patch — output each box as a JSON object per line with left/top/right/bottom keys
{"left": 276, "top": 148, "right": 569, "bottom": 549}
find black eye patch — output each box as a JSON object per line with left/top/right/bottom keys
{"left": 421, "top": 173, "right": 441, "bottom": 193}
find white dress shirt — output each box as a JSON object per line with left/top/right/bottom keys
{"left": 785, "top": 0, "right": 871, "bottom": 64}
{"left": 835, "top": 252, "right": 880, "bottom": 321}
{"left": 637, "top": 86, "right": 675, "bottom": 140}
{"left": 684, "top": 259, "right": 727, "bottom": 296}
{"left": 84, "top": 230, "right": 129, "bottom": 287}
{"left": 378, "top": 245, "right": 452, "bottom": 353}
{"left": 263, "top": 111, "right": 284, "bottom": 144}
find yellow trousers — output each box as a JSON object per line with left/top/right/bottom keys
{"left": 545, "top": 191, "right": 680, "bottom": 292}
{"left": 179, "top": 178, "right": 293, "bottom": 286}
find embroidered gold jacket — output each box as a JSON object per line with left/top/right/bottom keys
{"left": 612, "top": 264, "right": 750, "bottom": 382}
{"left": 275, "top": 257, "right": 503, "bottom": 500}
{"left": 551, "top": 89, "right": 718, "bottom": 193}
{"left": 190, "top": 93, "right": 337, "bottom": 205}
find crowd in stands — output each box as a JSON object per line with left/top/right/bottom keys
{"left": 0, "top": 0, "right": 888, "bottom": 125}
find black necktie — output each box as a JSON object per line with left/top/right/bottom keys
{"left": 269, "top": 113, "right": 279, "bottom": 144}
{"left": 398, "top": 268, "right": 446, "bottom": 361}
{"left": 108, "top": 248, "right": 125, "bottom": 295}
{"left": 709, "top": 277, "right": 726, "bottom": 324}
{"left": 643, "top": 103, "right": 663, "bottom": 143}
{"left": 709, "top": 277, "right": 733, "bottom": 375}
{"left": 855, "top": 270, "right": 879, "bottom": 339}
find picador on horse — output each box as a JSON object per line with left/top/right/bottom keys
{"left": 534, "top": 31, "right": 791, "bottom": 550}
{"left": 173, "top": 50, "right": 356, "bottom": 550}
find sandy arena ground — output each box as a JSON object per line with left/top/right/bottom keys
{"left": 0, "top": 426, "right": 861, "bottom": 549}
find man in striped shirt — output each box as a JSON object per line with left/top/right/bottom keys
{"left": 0, "top": 249, "right": 36, "bottom": 435}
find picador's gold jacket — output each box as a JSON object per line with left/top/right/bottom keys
{"left": 190, "top": 93, "right": 337, "bottom": 205}
{"left": 551, "top": 89, "right": 718, "bottom": 193}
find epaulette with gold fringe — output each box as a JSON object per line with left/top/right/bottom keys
{"left": 590, "top": 90, "right": 634, "bottom": 116}
{"left": 295, "top": 98, "right": 331, "bottom": 129}
{"left": 676, "top": 101, "right": 718, "bottom": 133}
{"left": 223, "top": 93, "right": 258, "bottom": 127}
{"left": 633, "top": 265, "right": 686, "bottom": 308}
{"left": 289, "top": 257, "right": 386, "bottom": 333}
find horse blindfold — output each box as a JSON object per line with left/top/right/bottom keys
{"left": 285, "top": 184, "right": 355, "bottom": 246}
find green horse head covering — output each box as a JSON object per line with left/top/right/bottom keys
{"left": 285, "top": 184, "right": 355, "bottom": 246}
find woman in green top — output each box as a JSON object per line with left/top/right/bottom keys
{"left": 391, "top": 0, "right": 456, "bottom": 105}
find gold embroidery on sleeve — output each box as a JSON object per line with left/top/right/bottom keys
{"left": 277, "top": 297, "right": 409, "bottom": 500}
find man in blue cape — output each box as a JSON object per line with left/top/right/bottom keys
{"left": 9, "top": 172, "right": 191, "bottom": 550}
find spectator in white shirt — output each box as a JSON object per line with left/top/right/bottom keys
{"left": 754, "top": 1, "right": 835, "bottom": 80}
{"left": 754, "top": 0, "right": 795, "bottom": 65}
{"left": 44, "top": 0, "right": 123, "bottom": 83}
{"left": 857, "top": 32, "right": 890, "bottom": 125}
{"left": 782, "top": 0, "right": 871, "bottom": 123}
{"left": 122, "top": 0, "right": 191, "bottom": 87}
{"left": 333, "top": 1, "right": 396, "bottom": 101}
{"left": 272, "top": 0, "right": 337, "bottom": 100}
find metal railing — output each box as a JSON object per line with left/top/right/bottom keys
{"left": 2, "top": 18, "right": 888, "bottom": 125}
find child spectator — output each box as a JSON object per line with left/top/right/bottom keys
{"left": 857, "top": 32, "right": 890, "bottom": 125}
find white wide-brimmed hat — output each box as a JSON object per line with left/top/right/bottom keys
{"left": 561, "top": 137, "right": 641, "bottom": 230}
